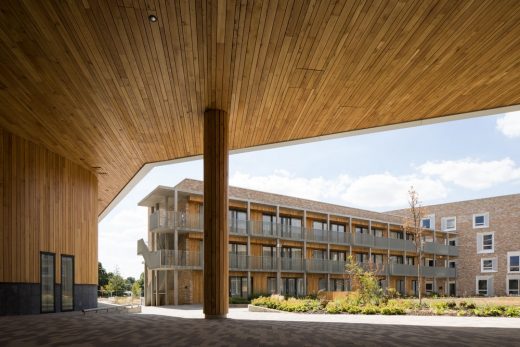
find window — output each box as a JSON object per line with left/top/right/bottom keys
{"left": 371, "top": 228, "right": 383, "bottom": 237}
{"left": 330, "top": 223, "right": 345, "bottom": 232}
{"left": 41, "top": 252, "right": 55, "bottom": 313}
{"left": 508, "top": 276, "right": 520, "bottom": 295}
{"left": 448, "top": 238, "right": 457, "bottom": 246}
{"left": 282, "top": 247, "right": 302, "bottom": 259}
{"left": 481, "top": 258, "right": 497, "bottom": 273}
{"left": 318, "top": 278, "right": 328, "bottom": 291}
{"left": 229, "top": 209, "right": 247, "bottom": 234}
{"left": 477, "top": 232, "right": 494, "bottom": 254}
{"left": 61, "top": 255, "right": 74, "bottom": 312}
{"left": 329, "top": 279, "right": 345, "bottom": 292}
{"left": 312, "top": 220, "right": 327, "bottom": 230}
{"left": 425, "top": 258, "right": 434, "bottom": 267}
{"left": 390, "top": 231, "right": 404, "bottom": 239}
{"left": 280, "top": 216, "right": 302, "bottom": 238}
{"left": 355, "top": 226, "right": 369, "bottom": 234}
{"left": 508, "top": 252, "right": 520, "bottom": 273}
{"left": 405, "top": 256, "right": 415, "bottom": 265}
{"left": 262, "top": 214, "right": 275, "bottom": 235}
{"left": 421, "top": 215, "right": 434, "bottom": 229}
{"left": 355, "top": 253, "right": 369, "bottom": 263}
{"left": 441, "top": 217, "right": 456, "bottom": 232}
{"left": 229, "top": 243, "right": 247, "bottom": 268}
{"left": 390, "top": 255, "right": 403, "bottom": 264}
{"left": 396, "top": 280, "right": 405, "bottom": 295}
{"left": 371, "top": 254, "right": 384, "bottom": 264}
{"left": 406, "top": 233, "right": 415, "bottom": 241}
{"left": 425, "top": 282, "right": 433, "bottom": 294}
{"left": 473, "top": 213, "right": 489, "bottom": 228}
{"left": 476, "top": 276, "right": 493, "bottom": 296}
{"left": 329, "top": 251, "right": 346, "bottom": 261}
{"left": 281, "top": 278, "right": 304, "bottom": 296}
{"left": 312, "top": 249, "right": 327, "bottom": 259}
{"left": 229, "top": 276, "right": 248, "bottom": 298}
{"left": 267, "top": 277, "right": 277, "bottom": 294}
{"left": 449, "top": 260, "right": 457, "bottom": 269}
{"left": 262, "top": 246, "right": 276, "bottom": 270}
{"left": 412, "top": 280, "right": 418, "bottom": 296}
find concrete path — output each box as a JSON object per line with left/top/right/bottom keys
{"left": 0, "top": 306, "right": 519, "bottom": 346}
{"left": 143, "top": 305, "right": 520, "bottom": 328}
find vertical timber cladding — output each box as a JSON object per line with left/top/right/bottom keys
{"left": 203, "top": 109, "right": 229, "bottom": 318}
{"left": 0, "top": 128, "right": 98, "bottom": 308}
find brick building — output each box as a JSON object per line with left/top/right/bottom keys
{"left": 391, "top": 194, "right": 520, "bottom": 297}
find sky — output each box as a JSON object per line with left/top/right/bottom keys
{"left": 99, "top": 111, "right": 520, "bottom": 278}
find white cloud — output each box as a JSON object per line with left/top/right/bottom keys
{"left": 230, "top": 170, "right": 352, "bottom": 202}
{"left": 99, "top": 207, "right": 148, "bottom": 277}
{"left": 419, "top": 157, "right": 520, "bottom": 190}
{"left": 230, "top": 170, "right": 447, "bottom": 210}
{"left": 496, "top": 111, "right": 520, "bottom": 138}
{"left": 341, "top": 174, "right": 447, "bottom": 209}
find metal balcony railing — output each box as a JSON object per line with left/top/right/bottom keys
{"left": 281, "top": 257, "right": 304, "bottom": 272}
{"left": 307, "top": 228, "right": 328, "bottom": 242}
{"left": 146, "top": 212, "right": 459, "bottom": 255}
{"left": 249, "top": 256, "right": 277, "bottom": 271}
{"left": 388, "top": 263, "right": 456, "bottom": 278}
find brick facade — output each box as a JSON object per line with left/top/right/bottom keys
{"left": 391, "top": 194, "right": 520, "bottom": 296}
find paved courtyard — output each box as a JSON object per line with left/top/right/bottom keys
{"left": 1, "top": 306, "right": 519, "bottom": 346}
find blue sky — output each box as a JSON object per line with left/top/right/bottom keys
{"left": 99, "top": 112, "right": 520, "bottom": 278}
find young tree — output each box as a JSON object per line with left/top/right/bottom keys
{"left": 403, "top": 187, "right": 426, "bottom": 305}
{"left": 345, "top": 256, "right": 382, "bottom": 305}
{"left": 104, "top": 268, "right": 126, "bottom": 296}
{"left": 98, "top": 262, "right": 109, "bottom": 289}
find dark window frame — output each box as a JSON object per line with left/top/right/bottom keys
{"left": 40, "top": 251, "right": 56, "bottom": 314}
{"left": 60, "top": 254, "right": 75, "bottom": 312}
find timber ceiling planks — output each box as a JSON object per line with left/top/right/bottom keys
{"left": 0, "top": 0, "right": 519, "bottom": 215}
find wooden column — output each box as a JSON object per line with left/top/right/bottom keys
{"left": 203, "top": 109, "right": 229, "bottom": 319}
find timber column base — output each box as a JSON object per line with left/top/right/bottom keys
{"left": 203, "top": 109, "right": 229, "bottom": 318}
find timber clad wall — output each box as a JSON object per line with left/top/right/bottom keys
{"left": 0, "top": 127, "right": 98, "bottom": 285}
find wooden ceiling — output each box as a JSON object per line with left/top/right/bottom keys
{"left": 1, "top": 0, "right": 520, "bottom": 216}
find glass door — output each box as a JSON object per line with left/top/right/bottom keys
{"left": 41, "top": 252, "right": 55, "bottom": 313}
{"left": 61, "top": 255, "right": 74, "bottom": 311}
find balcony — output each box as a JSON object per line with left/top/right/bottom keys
{"left": 388, "top": 263, "right": 456, "bottom": 277}
{"left": 137, "top": 239, "right": 202, "bottom": 269}
{"left": 306, "top": 258, "right": 330, "bottom": 273}
{"left": 306, "top": 228, "right": 328, "bottom": 243}
{"left": 359, "top": 262, "right": 387, "bottom": 276}
{"left": 145, "top": 212, "right": 458, "bottom": 256}
{"left": 249, "top": 256, "right": 277, "bottom": 271}
{"left": 229, "top": 254, "right": 248, "bottom": 270}
{"left": 423, "top": 242, "right": 459, "bottom": 256}
{"left": 281, "top": 257, "right": 304, "bottom": 272}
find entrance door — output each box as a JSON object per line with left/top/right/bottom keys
{"left": 449, "top": 282, "right": 456, "bottom": 296}
{"left": 61, "top": 255, "right": 74, "bottom": 311}
{"left": 41, "top": 252, "right": 55, "bottom": 313}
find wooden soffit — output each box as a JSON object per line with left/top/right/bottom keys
{"left": 0, "top": 0, "right": 519, "bottom": 215}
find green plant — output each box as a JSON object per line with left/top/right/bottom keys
{"left": 380, "top": 306, "right": 405, "bottom": 315}
{"left": 504, "top": 306, "right": 520, "bottom": 317}
{"left": 345, "top": 256, "right": 383, "bottom": 305}
{"left": 229, "top": 296, "right": 250, "bottom": 304}
{"left": 325, "top": 301, "right": 342, "bottom": 314}
{"left": 361, "top": 304, "right": 380, "bottom": 315}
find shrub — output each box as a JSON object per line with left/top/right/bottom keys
{"left": 504, "top": 306, "right": 520, "bottom": 317}
{"left": 380, "top": 306, "right": 405, "bottom": 315}
{"left": 457, "top": 310, "right": 467, "bottom": 316}
{"left": 229, "top": 296, "right": 249, "bottom": 304}
{"left": 361, "top": 305, "right": 380, "bottom": 315}
{"left": 325, "top": 301, "right": 342, "bottom": 314}
{"left": 446, "top": 301, "right": 457, "bottom": 309}
{"left": 344, "top": 304, "right": 362, "bottom": 314}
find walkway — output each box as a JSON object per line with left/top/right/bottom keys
{"left": 0, "top": 306, "right": 519, "bottom": 346}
